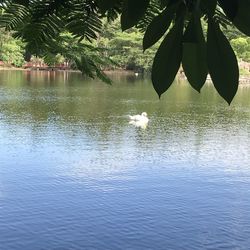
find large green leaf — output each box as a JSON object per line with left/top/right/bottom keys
{"left": 151, "top": 17, "right": 184, "bottom": 98}
{"left": 160, "top": 0, "right": 170, "bottom": 8}
{"left": 143, "top": 1, "right": 180, "bottom": 51}
{"left": 201, "top": 0, "right": 217, "bottom": 16}
{"left": 207, "top": 18, "right": 239, "bottom": 104}
{"left": 121, "top": 0, "right": 149, "bottom": 31}
{"left": 233, "top": 0, "right": 250, "bottom": 36}
{"left": 182, "top": 12, "right": 208, "bottom": 92}
{"left": 218, "top": 0, "right": 238, "bottom": 20}
{"left": 97, "top": 0, "right": 119, "bottom": 12}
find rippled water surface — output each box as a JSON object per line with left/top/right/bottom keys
{"left": 0, "top": 70, "right": 250, "bottom": 250}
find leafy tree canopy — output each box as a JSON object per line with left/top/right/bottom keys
{"left": 0, "top": 0, "right": 249, "bottom": 104}
{"left": 0, "top": 30, "right": 25, "bottom": 66}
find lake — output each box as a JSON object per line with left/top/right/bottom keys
{"left": 0, "top": 70, "right": 250, "bottom": 250}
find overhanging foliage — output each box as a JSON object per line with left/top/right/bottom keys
{"left": 0, "top": 0, "right": 249, "bottom": 104}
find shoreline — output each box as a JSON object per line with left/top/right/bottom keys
{"left": 0, "top": 66, "right": 250, "bottom": 84}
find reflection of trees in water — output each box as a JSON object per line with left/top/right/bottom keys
{"left": 1, "top": 71, "right": 250, "bottom": 159}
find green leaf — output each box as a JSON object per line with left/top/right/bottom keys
{"left": 233, "top": 0, "right": 250, "bottom": 36}
{"left": 207, "top": 18, "right": 239, "bottom": 104}
{"left": 12, "top": 0, "right": 29, "bottom": 7}
{"left": 151, "top": 17, "right": 184, "bottom": 98}
{"left": 160, "top": 0, "right": 170, "bottom": 8}
{"left": 143, "top": 1, "right": 180, "bottom": 51}
{"left": 218, "top": 0, "right": 238, "bottom": 20}
{"left": 121, "top": 0, "right": 149, "bottom": 31}
{"left": 97, "top": 0, "right": 119, "bottom": 12}
{"left": 94, "top": 65, "right": 112, "bottom": 84}
{"left": 182, "top": 12, "right": 208, "bottom": 92}
{"left": 201, "top": 0, "right": 217, "bottom": 16}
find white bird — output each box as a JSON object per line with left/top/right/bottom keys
{"left": 129, "top": 112, "right": 148, "bottom": 121}
{"left": 129, "top": 112, "right": 149, "bottom": 129}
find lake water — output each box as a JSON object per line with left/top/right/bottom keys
{"left": 0, "top": 70, "right": 250, "bottom": 250}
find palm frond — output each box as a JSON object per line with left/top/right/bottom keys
{"left": 0, "top": 3, "right": 30, "bottom": 30}
{"left": 137, "top": 0, "right": 167, "bottom": 32}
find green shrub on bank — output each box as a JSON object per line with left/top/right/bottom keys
{"left": 0, "top": 31, "right": 25, "bottom": 67}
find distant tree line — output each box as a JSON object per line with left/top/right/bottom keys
{"left": 0, "top": 22, "right": 249, "bottom": 72}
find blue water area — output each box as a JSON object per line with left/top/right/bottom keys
{"left": 0, "top": 71, "right": 250, "bottom": 249}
